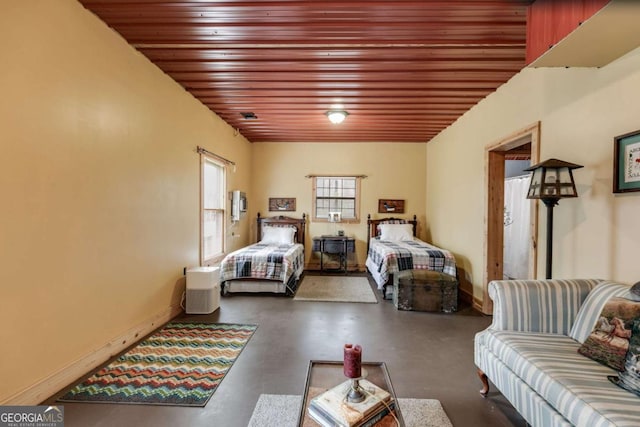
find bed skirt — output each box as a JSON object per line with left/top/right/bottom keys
{"left": 222, "top": 273, "right": 301, "bottom": 297}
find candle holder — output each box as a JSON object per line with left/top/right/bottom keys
{"left": 346, "top": 377, "right": 366, "bottom": 403}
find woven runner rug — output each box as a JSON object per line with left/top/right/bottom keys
{"left": 294, "top": 275, "right": 378, "bottom": 303}
{"left": 59, "top": 322, "right": 257, "bottom": 406}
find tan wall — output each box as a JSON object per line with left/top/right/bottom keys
{"left": 251, "top": 143, "right": 427, "bottom": 268}
{"left": 0, "top": 1, "right": 252, "bottom": 402}
{"left": 426, "top": 47, "right": 640, "bottom": 304}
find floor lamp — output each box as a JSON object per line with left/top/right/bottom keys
{"left": 524, "top": 159, "right": 583, "bottom": 279}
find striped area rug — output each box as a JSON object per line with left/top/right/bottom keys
{"left": 59, "top": 322, "right": 257, "bottom": 406}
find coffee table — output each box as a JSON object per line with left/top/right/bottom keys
{"left": 297, "top": 360, "right": 405, "bottom": 426}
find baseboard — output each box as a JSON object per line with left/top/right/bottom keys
{"left": 458, "top": 287, "right": 472, "bottom": 305}
{"left": 2, "top": 304, "right": 183, "bottom": 405}
{"left": 458, "top": 287, "right": 485, "bottom": 313}
{"left": 472, "top": 294, "right": 485, "bottom": 313}
{"left": 304, "top": 263, "right": 365, "bottom": 273}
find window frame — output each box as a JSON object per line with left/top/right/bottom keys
{"left": 311, "top": 175, "right": 361, "bottom": 223}
{"left": 200, "top": 155, "right": 226, "bottom": 265}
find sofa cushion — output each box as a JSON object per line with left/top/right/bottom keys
{"left": 482, "top": 329, "right": 640, "bottom": 426}
{"left": 577, "top": 297, "right": 640, "bottom": 371}
{"left": 570, "top": 281, "right": 633, "bottom": 343}
{"left": 475, "top": 338, "right": 574, "bottom": 427}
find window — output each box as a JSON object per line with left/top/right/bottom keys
{"left": 312, "top": 176, "right": 361, "bottom": 222}
{"left": 201, "top": 156, "right": 226, "bottom": 264}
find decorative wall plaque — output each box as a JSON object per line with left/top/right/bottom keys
{"left": 378, "top": 199, "right": 405, "bottom": 213}
{"left": 269, "top": 197, "right": 296, "bottom": 211}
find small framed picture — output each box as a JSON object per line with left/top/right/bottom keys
{"left": 378, "top": 199, "right": 405, "bottom": 213}
{"left": 269, "top": 198, "right": 296, "bottom": 211}
{"left": 614, "top": 129, "right": 640, "bottom": 193}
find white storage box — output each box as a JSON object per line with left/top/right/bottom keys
{"left": 186, "top": 267, "right": 220, "bottom": 314}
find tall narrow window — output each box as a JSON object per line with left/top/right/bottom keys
{"left": 312, "top": 176, "right": 361, "bottom": 222}
{"left": 201, "top": 156, "right": 226, "bottom": 264}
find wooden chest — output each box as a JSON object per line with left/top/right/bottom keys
{"left": 393, "top": 270, "right": 458, "bottom": 313}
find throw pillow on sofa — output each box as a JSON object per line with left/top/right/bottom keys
{"left": 577, "top": 297, "right": 640, "bottom": 371}
{"left": 608, "top": 319, "right": 640, "bottom": 397}
{"left": 570, "top": 281, "right": 633, "bottom": 343}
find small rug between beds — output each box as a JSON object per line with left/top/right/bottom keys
{"left": 294, "top": 275, "right": 378, "bottom": 303}
{"left": 59, "top": 322, "right": 257, "bottom": 406}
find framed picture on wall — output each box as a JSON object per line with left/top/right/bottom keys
{"left": 378, "top": 199, "right": 405, "bottom": 213}
{"left": 269, "top": 197, "right": 296, "bottom": 211}
{"left": 614, "top": 129, "right": 640, "bottom": 193}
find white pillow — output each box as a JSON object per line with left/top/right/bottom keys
{"left": 379, "top": 223, "right": 413, "bottom": 241}
{"left": 261, "top": 226, "right": 296, "bottom": 245}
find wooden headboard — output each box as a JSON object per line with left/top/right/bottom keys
{"left": 256, "top": 213, "right": 306, "bottom": 245}
{"left": 366, "top": 214, "right": 417, "bottom": 250}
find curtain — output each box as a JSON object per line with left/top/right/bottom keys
{"left": 503, "top": 176, "right": 531, "bottom": 279}
{"left": 203, "top": 157, "right": 226, "bottom": 262}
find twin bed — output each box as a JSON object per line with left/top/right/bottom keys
{"left": 220, "top": 213, "right": 306, "bottom": 296}
{"left": 219, "top": 212, "right": 457, "bottom": 300}
{"left": 364, "top": 215, "right": 458, "bottom": 298}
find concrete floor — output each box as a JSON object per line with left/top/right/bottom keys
{"left": 47, "top": 274, "right": 527, "bottom": 427}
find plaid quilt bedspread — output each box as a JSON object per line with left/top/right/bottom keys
{"left": 220, "top": 243, "right": 304, "bottom": 283}
{"left": 366, "top": 238, "right": 457, "bottom": 285}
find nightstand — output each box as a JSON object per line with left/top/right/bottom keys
{"left": 312, "top": 235, "right": 356, "bottom": 273}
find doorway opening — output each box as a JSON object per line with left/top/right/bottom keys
{"left": 482, "top": 122, "right": 540, "bottom": 315}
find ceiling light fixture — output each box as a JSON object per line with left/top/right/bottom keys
{"left": 325, "top": 110, "right": 349, "bottom": 124}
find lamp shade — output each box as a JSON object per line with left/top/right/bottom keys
{"left": 524, "top": 158, "right": 583, "bottom": 200}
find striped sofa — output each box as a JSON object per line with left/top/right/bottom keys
{"left": 474, "top": 279, "right": 640, "bottom": 427}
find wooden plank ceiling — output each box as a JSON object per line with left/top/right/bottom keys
{"left": 79, "top": 0, "right": 532, "bottom": 143}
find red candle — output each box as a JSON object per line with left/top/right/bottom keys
{"left": 344, "top": 344, "right": 362, "bottom": 378}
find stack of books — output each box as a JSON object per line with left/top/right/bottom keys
{"left": 308, "top": 379, "right": 396, "bottom": 427}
